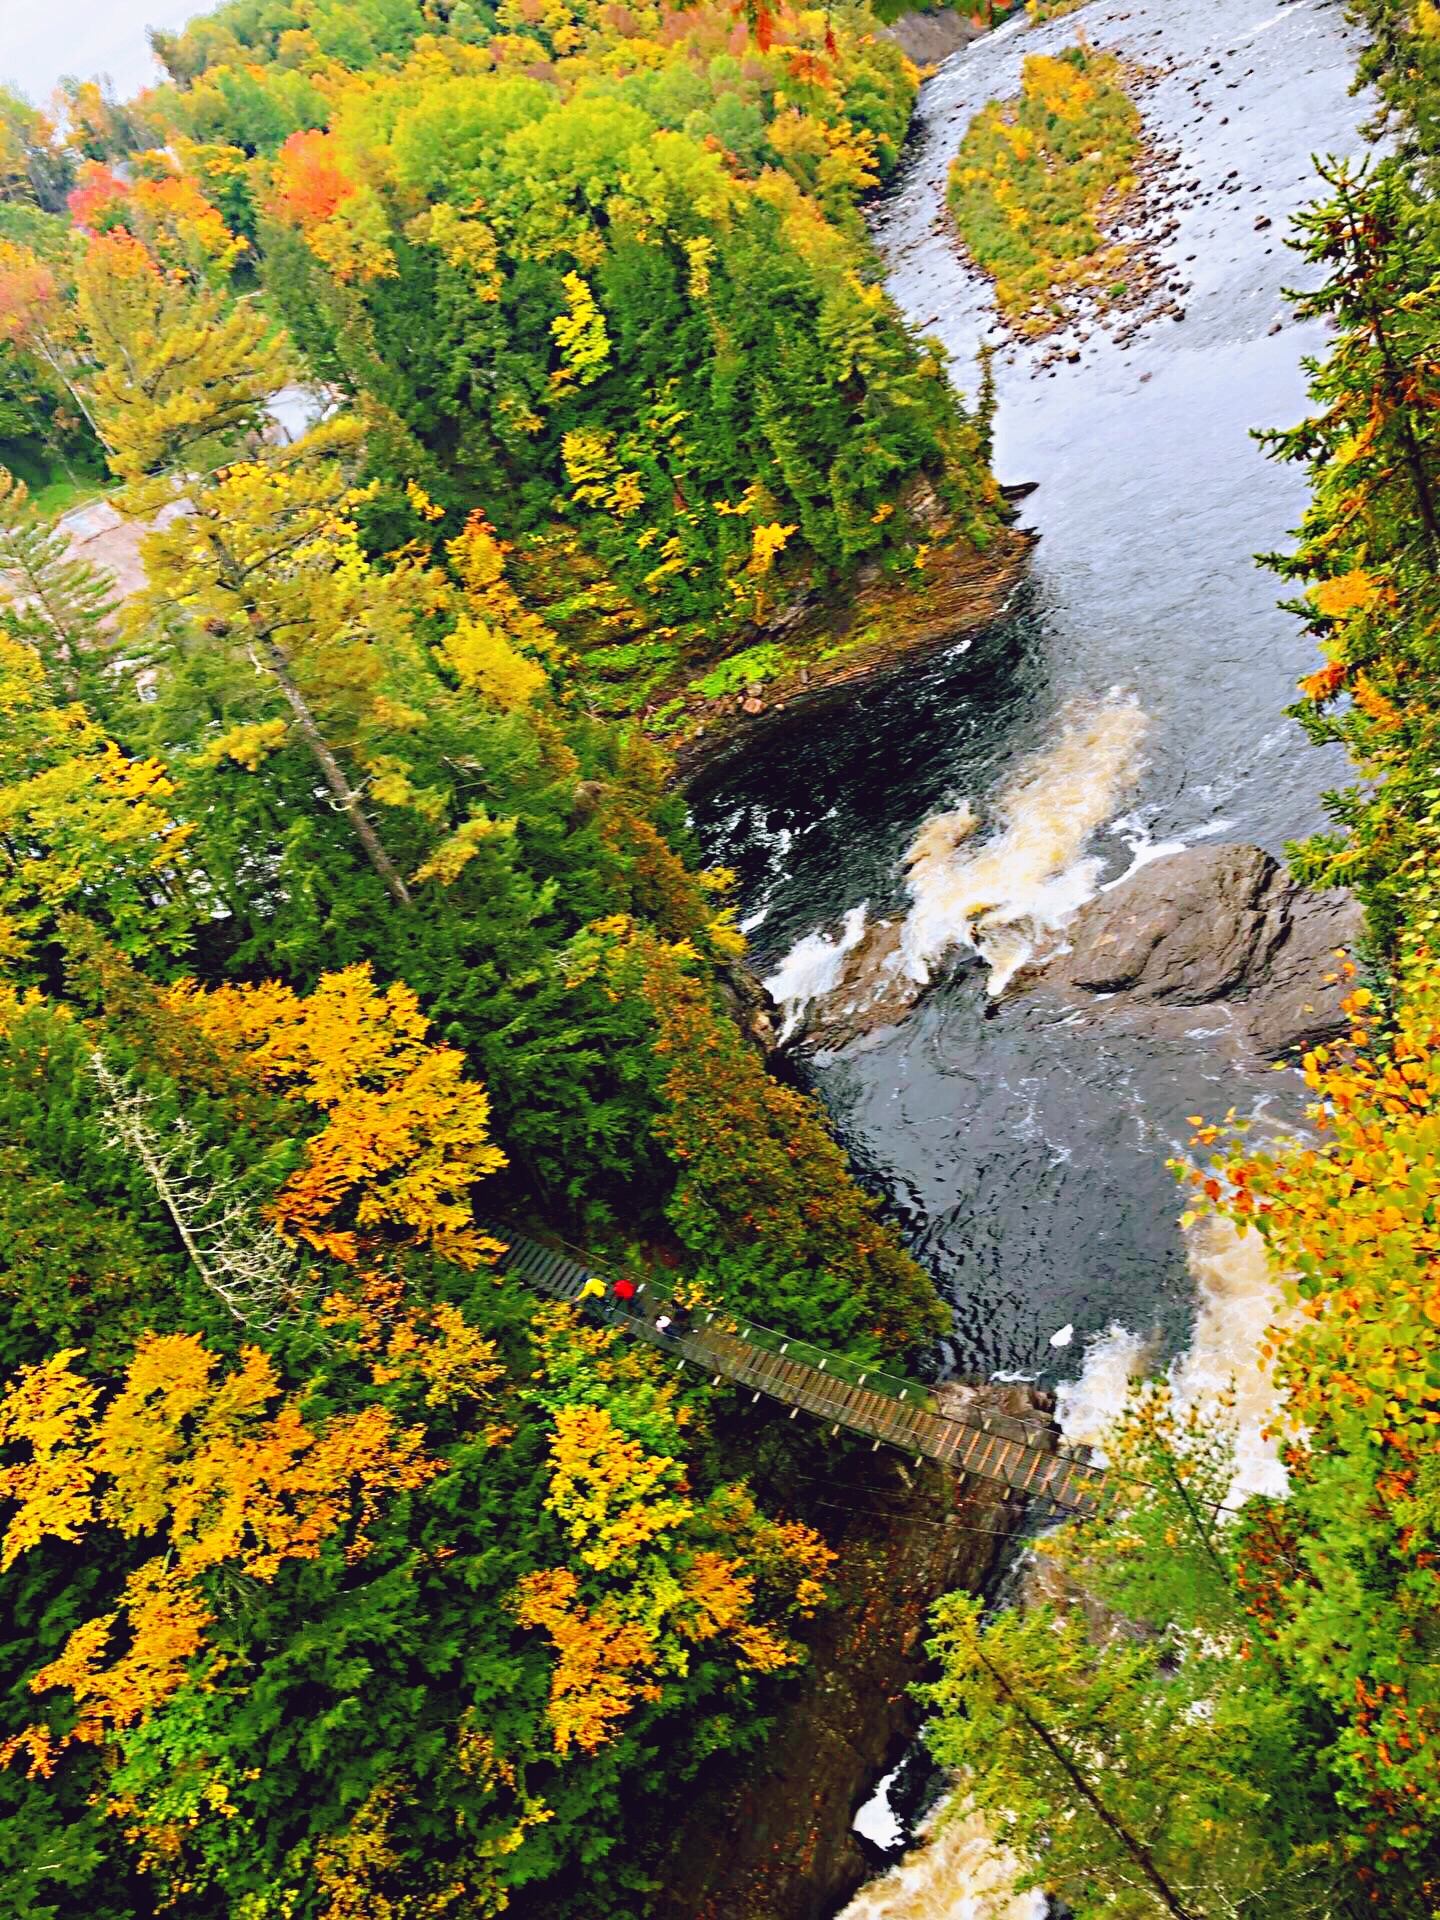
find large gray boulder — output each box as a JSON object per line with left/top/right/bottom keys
{"left": 1048, "top": 843, "right": 1364, "bottom": 1055}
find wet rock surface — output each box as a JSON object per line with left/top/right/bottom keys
{"left": 1038, "top": 842, "right": 1365, "bottom": 1056}
{"left": 716, "top": 957, "right": 784, "bottom": 1057}
{"left": 777, "top": 845, "right": 1363, "bottom": 1062}
{"left": 800, "top": 918, "right": 917, "bottom": 1054}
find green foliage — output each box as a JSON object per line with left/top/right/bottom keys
{"left": 0, "top": 16, "right": 979, "bottom": 1913}
{"left": 1350, "top": 0, "right": 1440, "bottom": 168}
{"left": 123, "top": 0, "right": 1005, "bottom": 691}
{"left": 1258, "top": 158, "right": 1440, "bottom": 949}
{"left": 589, "top": 921, "right": 949, "bottom": 1354}
{"left": 922, "top": 1381, "right": 1381, "bottom": 1917}
{"left": 692, "top": 642, "right": 786, "bottom": 699}
{"left": 0, "top": 4, "right": 1001, "bottom": 1911}
{"left": 925, "top": 1589, "right": 1334, "bottom": 1919}
{"left": 0, "top": 470, "right": 114, "bottom": 698}
{"left": 946, "top": 40, "right": 1142, "bottom": 332}
{"left": 922, "top": 44, "right": 1440, "bottom": 1917}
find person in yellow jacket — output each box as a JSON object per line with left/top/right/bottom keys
{"left": 578, "top": 1275, "right": 606, "bottom": 1307}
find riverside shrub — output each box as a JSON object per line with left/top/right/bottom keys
{"left": 578, "top": 918, "right": 948, "bottom": 1354}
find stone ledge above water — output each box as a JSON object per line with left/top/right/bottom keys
{"left": 670, "top": 524, "right": 1036, "bottom": 791}
{"left": 778, "top": 843, "right": 1365, "bottom": 1062}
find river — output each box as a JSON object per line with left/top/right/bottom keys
{"left": 692, "top": 0, "right": 1368, "bottom": 1388}
{"left": 690, "top": 0, "right": 1370, "bottom": 1905}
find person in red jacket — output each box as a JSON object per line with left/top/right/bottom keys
{"left": 611, "top": 1277, "right": 637, "bottom": 1318}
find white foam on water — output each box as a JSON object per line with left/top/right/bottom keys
{"left": 899, "top": 694, "right": 1149, "bottom": 995}
{"left": 838, "top": 1801, "right": 1045, "bottom": 1920}
{"left": 1103, "top": 834, "right": 1188, "bottom": 889}
{"left": 854, "top": 1767, "right": 905, "bottom": 1852}
{"left": 1053, "top": 1324, "right": 1153, "bottom": 1459}
{"left": 841, "top": 1220, "right": 1290, "bottom": 1920}
{"left": 1171, "top": 1215, "right": 1290, "bottom": 1501}
{"left": 762, "top": 902, "right": 869, "bottom": 1041}
{"left": 1102, "top": 808, "right": 1188, "bottom": 891}
{"left": 1056, "top": 1215, "right": 1289, "bottom": 1497}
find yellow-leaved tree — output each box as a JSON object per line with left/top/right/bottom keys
{"left": 514, "top": 1306, "right": 833, "bottom": 1754}
{"left": 0, "top": 1334, "right": 437, "bottom": 1778}
{"left": 158, "top": 961, "right": 507, "bottom": 1267}
{"left": 0, "top": 629, "right": 195, "bottom": 966}
{"left": 132, "top": 422, "right": 433, "bottom": 906}
{"left": 75, "top": 227, "right": 291, "bottom": 489}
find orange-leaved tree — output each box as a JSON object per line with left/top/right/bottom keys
{"left": 1180, "top": 957, "right": 1440, "bottom": 1875}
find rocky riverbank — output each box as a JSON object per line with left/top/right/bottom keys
{"left": 677, "top": 0, "right": 1377, "bottom": 1909}
{"left": 883, "top": 3, "right": 990, "bottom": 65}
{"left": 669, "top": 524, "right": 1036, "bottom": 789}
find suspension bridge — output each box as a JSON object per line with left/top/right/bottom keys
{"left": 485, "top": 1225, "right": 1105, "bottom": 1516}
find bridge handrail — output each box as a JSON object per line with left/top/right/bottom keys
{"left": 481, "top": 1219, "right": 1084, "bottom": 1459}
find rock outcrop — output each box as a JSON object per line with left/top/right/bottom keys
{"left": 798, "top": 918, "right": 919, "bottom": 1054}
{"left": 716, "top": 956, "right": 784, "bottom": 1058}
{"left": 1039, "top": 842, "right": 1365, "bottom": 1056}
{"left": 880, "top": 4, "right": 986, "bottom": 65}
{"left": 776, "top": 844, "right": 1364, "bottom": 1062}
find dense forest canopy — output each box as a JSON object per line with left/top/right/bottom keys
{"left": 5, "top": 0, "right": 1440, "bottom": 1913}
{"left": 0, "top": 0, "right": 1005, "bottom": 720}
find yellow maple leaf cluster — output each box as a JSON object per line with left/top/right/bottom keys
{"left": 0, "top": 1334, "right": 437, "bottom": 1773}
{"left": 160, "top": 962, "right": 507, "bottom": 1267}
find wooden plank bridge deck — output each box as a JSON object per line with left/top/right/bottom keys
{"left": 486, "top": 1225, "right": 1104, "bottom": 1516}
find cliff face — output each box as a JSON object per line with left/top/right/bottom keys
{"left": 654, "top": 1414, "right": 1037, "bottom": 1920}
{"left": 881, "top": 5, "right": 988, "bottom": 65}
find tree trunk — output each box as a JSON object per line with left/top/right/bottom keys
{"left": 975, "top": 1644, "right": 1201, "bottom": 1920}
{"left": 35, "top": 334, "right": 109, "bottom": 453}
{"left": 250, "top": 621, "right": 413, "bottom": 908}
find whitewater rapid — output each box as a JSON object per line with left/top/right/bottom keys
{"left": 761, "top": 692, "right": 1150, "bottom": 1033}
{"left": 899, "top": 694, "right": 1148, "bottom": 994}
{"left": 693, "top": 0, "right": 1369, "bottom": 1901}
{"left": 839, "top": 1213, "right": 1290, "bottom": 1920}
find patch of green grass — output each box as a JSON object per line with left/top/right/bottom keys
{"left": 574, "top": 634, "right": 683, "bottom": 713}
{"left": 690, "top": 643, "right": 787, "bottom": 701}
{"left": 0, "top": 438, "right": 111, "bottom": 517}
{"left": 644, "top": 697, "right": 688, "bottom": 734}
